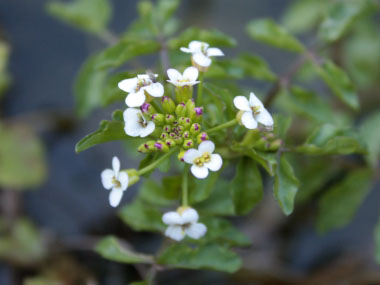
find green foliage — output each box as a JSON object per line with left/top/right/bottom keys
{"left": 0, "top": 40, "right": 11, "bottom": 98}
{"left": 359, "top": 111, "right": 380, "bottom": 167}
{"left": 316, "top": 168, "right": 373, "bottom": 233}
{"left": 189, "top": 172, "right": 220, "bottom": 204}
{"left": 246, "top": 18, "right": 305, "bottom": 52}
{"left": 376, "top": 213, "right": 380, "bottom": 264}
{"left": 139, "top": 176, "right": 180, "bottom": 206}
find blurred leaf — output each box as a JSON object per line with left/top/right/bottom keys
{"left": 75, "top": 120, "right": 127, "bottom": 153}
{"left": 101, "top": 71, "right": 137, "bottom": 106}
{"left": 316, "top": 168, "right": 373, "bottom": 233}
{"left": 235, "top": 53, "right": 276, "bottom": 82}
{"left": 189, "top": 172, "right": 220, "bottom": 204}
{"left": 158, "top": 244, "right": 242, "bottom": 273}
{"left": 95, "top": 236, "right": 154, "bottom": 264}
{"left": 375, "top": 213, "right": 380, "bottom": 264}
{"left": 359, "top": 111, "right": 380, "bottom": 168}
{"left": 0, "top": 41, "right": 11, "bottom": 98}
{"left": 274, "top": 155, "right": 299, "bottom": 216}
{"left": 119, "top": 199, "right": 165, "bottom": 232}
{"left": 46, "top": 0, "right": 112, "bottom": 35}
{"left": 246, "top": 18, "right": 305, "bottom": 52}
{"left": 318, "top": 0, "right": 378, "bottom": 43}
{"left": 230, "top": 158, "right": 263, "bottom": 215}
{"left": 139, "top": 176, "right": 180, "bottom": 206}
{"left": 0, "top": 123, "right": 46, "bottom": 189}
{"left": 314, "top": 60, "right": 359, "bottom": 110}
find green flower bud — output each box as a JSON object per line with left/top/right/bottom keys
{"left": 165, "top": 114, "right": 175, "bottom": 124}
{"left": 177, "top": 150, "right": 186, "bottom": 162}
{"left": 175, "top": 102, "right": 186, "bottom": 118}
{"left": 160, "top": 132, "right": 169, "bottom": 140}
{"left": 176, "top": 125, "right": 184, "bottom": 134}
{"left": 189, "top": 107, "right": 203, "bottom": 122}
{"left": 268, "top": 139, "right": 282, "bottom": 151}
{"left": 183, "top": 139, "right": 194, "bottom": 149}
{"left": 151, "top": 113, "right": 165, "bottom": 125}
{"left": 154, "top": 140, "right": 170, "bottom": 152}
{"left": 184, "top": 99, "right": 195, "bottom": 117}
{"left": 197, "top": 132, "right": 209, "bottom": 144}
{"left": 163, "top": 125, "right": 171, "bottom": 133}
{"left": 179, "top": 117, "right": 192, "bottom": 129}
{"left": 137, "top": 140, "right": 156, "bottom": 153}
{"left": 141, "top": 102, "right": 156, "bottom": 115}
{"left": 165, "top": 138, "right": 176, "bottom": 147}
{"left": 182, "top": 130, "right": 190, "bottom": 139}
{"left": 174, "top": 136, "right": 183, "bottom": 144}
{"left": 175, "top": 86, "right": 193, "bottom": 102}
{"left": 161, "top": 96, "right": 176, "bottom": 114}
{"left": 190, "top": 123, "right": 201, "bottom": 135}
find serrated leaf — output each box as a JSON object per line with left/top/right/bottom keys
{"left": 230, "top": 158, "right": 263, "bottom": 215}
{"left": 95, "top": 236, "right": 153, "bottom": 264}
{"left": 157, "top": 244, "right": 242, "bottom": 273}
{"left": 359, "top": 111, "right": 380, "bottom": 168}
{"left": 316, "top": 168, "right": 373, "bottom": 233}
{"left": 274, "top": 155, "right": 299, "bottom": 216}
{"left": 246, "top": 18, "right": 305, "bottom": 52}
{"left": 46, "top": 0, "right": 111, "bottom": 35}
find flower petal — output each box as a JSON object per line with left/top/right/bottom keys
{"left": 101, "top": 169, "right": 114, "bottom": 190}
{"left": 191, "top": 164, "right": 209, "bottom": 179}
{"left": 109, "top": 188, "right": 124, "bottom": 207}
{"left": 189, "top": 40, "right": 207, "bottom": 52}
{"left": 181, "top": 208, "right": 199, "bottom": 224}
{"left": 185, "top": 223, "right": 207, "bottom": 239}
{"left": 180, "top": 47, "right": 192, "bottom": 53}
{"left": 144, "top": 82, "right": 164, "bottom": 97}
{"left": 205, "top": 154, "right": 222, "bottom": 172}
{"left": 192, "top": 53, "right": 212, "bottom": 67}
{"left": 117, "top": 172, "right": 129, "bottom": 191}
{"left": 112, "top": 156, "right": 120, "bottom": 175}
{"left": 183, "top": 149, "right": 200, "bottom": 164}
{"left": 165, "top": 225, "right": 185, "bottom": 241}
{"left": 233, "top": 96, "right": 251, "bottom": 111}
{"left": 139, "top": 121, "right": 155, "bottom": 138}
{"left": 241, "top": 111, "right": 258, "bottom": 129}
{"left": 249, "top": 92, "right": 264, "bottom": 108}
{"left": 125, "top": 90, "right": 146, "bottom": 107}
{"left": 118, "top": 78, "right": 138, "bottom": 93}
{"left": 198, "top": 140, "right": 215, "bottom": 154}
{"left": 256, "top": 107, "right": 274, "bottom": 127}
{"left": 162, "top": 211, "right": 182, "bottom": 225}
{"left": 123, "top": 108, "right": 143, "bottom": 137}
{"left": 207, "top": 47, "right": 224, "bottom": 57}
{"left": 167, "top": 68, "right": 182, "bottom": 82}
{"left": 183, "top": 66, "right": 199, "bottom": 82}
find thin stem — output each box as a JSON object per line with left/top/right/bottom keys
{"left": 196, "top": 72, "right": 204, "bottom": 106}
{"left": 182, "top": 164, "right": 190, "bottom": 207}
{"left": 206, "top": 118, "right": 238, "bottom": 134}
{"left": 138, "top": 148, "right": 177, "bottom": 176}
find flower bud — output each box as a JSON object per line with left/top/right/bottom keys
{"left": 165, "top": 114, "right": 175, "bottom": 124}
{"left": 197, "top": 132, "right": 209, "bottom": 144}
{"left": 175, "top": 102, "right": 186, "bottom": 118}
{"left": 137, "top": 140, "right": 156, "bottom": 153}
{"left": 176, "top": 125, "right": 184, "bottom": 134}
{"left": 177, "top": 150, "right": 186, "bottom": 162}
{"left": 154, "top": 140, "right": 169, "bottom": 152}
{"left": 268, "top": 139, "right": 282, "bottom": 151}
{"left": 163, "top": 125, "right": 171, "bottom": 133}
{"left": 174, "top": 136, "right": 183, "bottom": 144}
{"left": 140, "top": 102, "right": 156, "bottom": 115}
{"left": 182, "top": 130, "right": 190, "bottom": 139}
{"left": 190, "top": 107, "right": 203, "bottom": 122}
{"left": 183, "top": 139, "right": 194, "bottom": 149}
{"left": 160, "top": 132, "right": 169, "bottom": 140}
{"left": 175, "top": 86, "right": 193, "bottom": 102}
{"left": 161, "top": 96, "right": 176, "bottom": 114}
{"left": 184, "top": 99, "right": 195, "bottom": 117}
{"left": 151, "top": 113, "right": 165, "bottom": 125}
{"left": 179, "top": 117, "right": 192, "bottom": 129}
{"left": 190, "top": 123, "right": 201, "bottom": 135}
{"left": 125, "top": 168, "right": 140, "bottom": 186}
{"left": 169, "top": 132, "right": 176, "bottom": 139}
{"left": 165, "top": 139, "right": 176, "bottom": 147}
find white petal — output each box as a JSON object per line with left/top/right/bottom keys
{"left": 118, "top": 78, "right": 138, "bottom": 93}
{"left": 167, "top": 68, "right": 182, "bottom": 82}
{"left": 181, "top": 208, "right": 199, "bottom": 224}
{"left": 205, "top": 154, "right": 222, "bottom": 172}
{"left": 165, "top": 225, "right": 185, "bottom": 241}
{"left": 125, "top": 90, "right": 146, "bottom": 107}
{"left": 139, "top": 121, "right": 155, "bottom": 138}
{"left": 189, "top": 41, "right": 208, "bottom": 52}
{"left": 256, "top": 108, "right": 274, "bottom": 127}
{"left": 162, "top": 211, "right": 182, "bottom": 225}
{"left": 117, "top": 172, "right": 129, "bottom": 191}
{"left": 183, "top": 149, "right": 200, "bottom": 164}
{"left": 191, "top": 164, "right": 209, "bottom": 179}
{"left": 109, "top": 188, "right": 124, "bottom": 207}
{"left": 249, "top": 92, "right": 264, "bottom": 108}
{"left": 123, "top": 108, "right": 144, "bottom": 137}
{"left": 144, "top": 82, "right": 164, "bottom": 97}
{"left": 180, "top": 47, "right": 192, "bottom": 53}
{"left": 137, "top": 74, "right": 150, "bottom": 80}
{"left": 183, "top": 66, "right": 199, "bottom": 82}
{"left": 198, "top": 140, "right": 215, "bottom": 154}
{"left": 101, "top": 169, "right": 114, "bottom": 190}
{"left": 207, "top": 47, "right": 224, "bottom": 57}
{"left": 185, "top": 223, "right": 207, "bottom": 239}
{"left": 112, "top": 156, "right": 120, "bottom": 175}
{"left": 233, "top": 96, "right": 251, "bottom": 111}
{"left": 192, "top": 53, "right": 212, "bottom": 67}
{"left": 241, "top": 111, "right": 258, "bottom": 129}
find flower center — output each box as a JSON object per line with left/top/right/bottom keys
{"left": 181, "top": 223, "right": 191, "bottom": 230}
{"left": 193, "top": 157, "right": 205, "bottom": 167}
{"left": 135, "top": 78, "right": 151, "bottom": 92}
{"left": 251, "top": 105, "right": 261, "bottom": 116}
{"left": 202, "top": 152, "right": 211, "bottom": 163}
{"left": 137, "top": 113, "right": 148, "bottom": 128}
{"left": 178, "top": 79, "right": 190, "bottom": 83}
{"left": 201, "top": 44, "right": 208, "bottom": 55}
{"left": 112, "top": 177, "right": 121, "bottom": 188}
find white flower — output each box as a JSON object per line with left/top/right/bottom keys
{"left": 123, "top": 108, "right": 155, "bottom": 137}
{"left": 233, "top": 92, "right": 274, "bottom": 130}
{"left": 180, "top": 40, "right": 224, "bottom": 68}
{"left": 101, "top": 157, "right": 129, "bottom": 207}
{"left": 167, "top": 66, "right": 199, "bottom": 87}
{"left": 162, "top": 207, "right": 207, "bottom": 241}
{"left": 183, "top": 140, "right": 223, "bottom": 179}
{"left": 118, "top": 74, "right": 164, "bottom": 107}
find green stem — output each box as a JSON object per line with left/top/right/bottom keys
{"left": 205, "top": 118, "right": 238, "bottom": 134}
{"left": 137, "top": 148, "right": 177, "bottom": 176}
{"left": 182, "top": 164, "right": 190, "bottom": 207}
{"left": 196, "top": 72, "right": 204, "bottom": 106}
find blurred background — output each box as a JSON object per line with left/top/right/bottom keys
{"left": 0, "top": 0, "right": 379, "bottom": 284}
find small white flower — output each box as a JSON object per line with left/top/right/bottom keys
{"left": 123, "top": 108, "right": 155, "bottom": 137}
{"left": 167, "top": 66, "right": 200, "bottom": 87}
{"left": 180, "top": 40, "right": 224, "bottom": 68}
{"left": 162, "top": 207, "right": 207, "bottom": 241}
{"left": 183, "top": 140, "right": 222, "bottom": 179}
{"left": 118, "top": 74, "right": 164, "bottom": 107}
{"left": 101, "top": 157, "right": 129, "bottom": 207}
{"left": 233, "top": 92, "right": 274, "bottom": 130}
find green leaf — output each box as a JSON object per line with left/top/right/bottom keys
{"left": 119, "top": 199, "right": 165, "bottom": 232}
{"left": 318, "top": 0, "right": 378, "bottom": 43}
{"left": 139, "top": 176, "right": 180, "bottom": 206}
{"left": 0, "top": 123, "right": 46, "bottom": 189}
{"left": 274, "top": 155, "right": 299, "bottom": 216}
{"left": 101, "top": 71, "right": 137, "bottom": 107}
{"left": 375, "top": 213, "right": 380, "bottom": 264}
{"left": 157, "top": 244, "right": 242, "bottom": 273}
{"left": 46, "top": 0, "right": 112, "bottom": 35}
{"left": 316, "top": 168, "right": 373, "bottom": 233}
{"left": 359, "top": 111, "right": 380, "bottom": 168}
{"left": 246, "top": 18, "right": 305, "bottom": 53}
{"left": 189, "top": 172, "right": 220, "bottom": 204}
{"left": 0, "top": 41, "right": 11, "bottom": 99}
{"left": 75, "top": 119, "right": 127, "bottom": 153}
{"left": 235, "top": 53, "right": 276, "bottom": 81}
{"left": 230, "top": 158, "right": 263, "bottom": 215}
{"left": 95, "top": 236, "right": 154, "bottom": 264}
{"left": 314, "top": 60, "right": 359, "bottom": 110}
